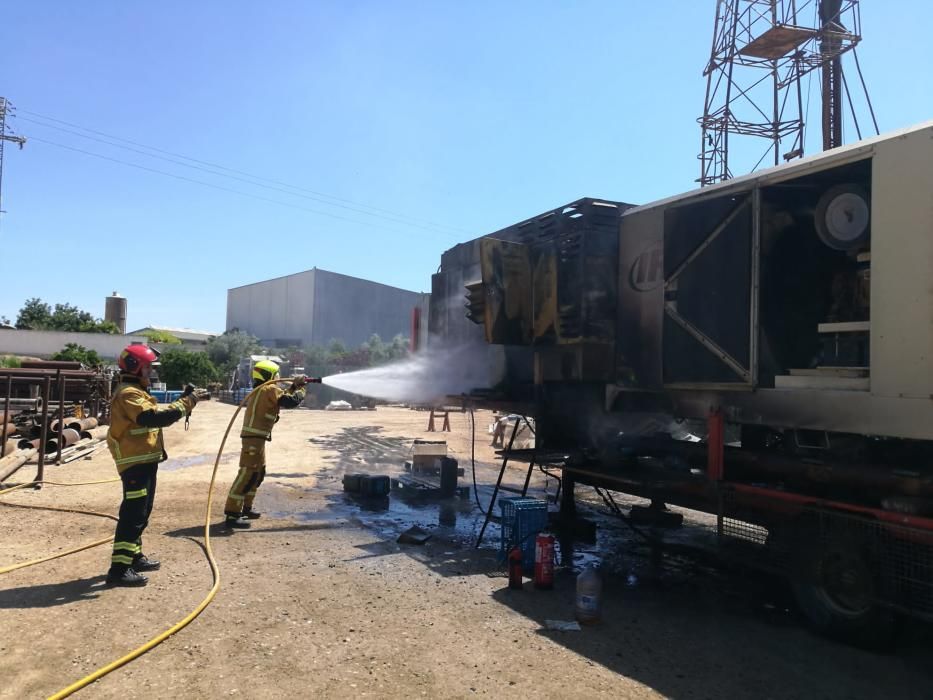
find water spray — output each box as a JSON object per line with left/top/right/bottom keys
{"left": 321, "top": 344, "right": 502, "bottom": 404}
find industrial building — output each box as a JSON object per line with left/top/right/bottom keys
{"left": 226, "top": 267, "right": 427, "bottom": 348}
{"left": 125, "top": 326, "right": 215, "bottom": 349}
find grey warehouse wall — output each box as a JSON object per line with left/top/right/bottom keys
{"left": 310, "top": 269, "right": 422, "bottom": 347}
{"left": 227, "top": 270, "right": 315, "bottom": 345}
{"left": 226, "top": 268, "right": 425, "bottom": 348}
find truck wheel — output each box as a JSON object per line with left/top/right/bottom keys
{"left": 791, "top": 535, "right": 896, "bottom": 649}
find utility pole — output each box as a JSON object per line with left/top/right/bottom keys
{"left": 0, "top": 97, "right": 27, "bottom": 225}
{"left": 820, "top": 0, "right": 844, "bottom": 150}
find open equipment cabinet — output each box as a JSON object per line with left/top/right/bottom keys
{"left": 429, "top": 122, "right": 933, "bottom": 644}
{"left": 659, "top": 157, "right": 872, "bottom": 394}
{"left": 617, "top": 123, "right": 933, "bottom": 445}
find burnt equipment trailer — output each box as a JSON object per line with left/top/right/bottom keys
{"left": 429, "top": 122, "right": 933, "bottom": 645}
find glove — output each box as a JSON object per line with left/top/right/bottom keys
{"left": 183, "top": 384, "right": 211, "bottom": 400}
{"left": 178, "top": 385, "right": 211, "bottom": 414}
{"left": 178, "top": 393, "right": 198, "bottom": 415}
{"left": 291, "top": 375, "right": 309, "bottom": 389}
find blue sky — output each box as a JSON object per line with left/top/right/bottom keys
{"left": 1, "top": 2, "right": 930, "bottom": 334}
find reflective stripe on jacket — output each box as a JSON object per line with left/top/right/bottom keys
{"left": 240, "top": 384, "right": 285, "bottom": 440}
{"left": 107, "top": 382, "right": 189, "bottom": 473}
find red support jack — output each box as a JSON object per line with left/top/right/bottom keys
{"left": 427, "top": 408, "right": 450, "bottom": 432}
{"left": 410, "top": 307, "right": 421, "bottom": 353}
{"left": 707, "top": 407, "right": 724, "bottom": 481}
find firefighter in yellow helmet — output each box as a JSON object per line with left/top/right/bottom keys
{"left": 106, "top": 344, "right": 206, "bottom": 587}
{"left": 224, "top": 360, "right": 308, "bottom": 529}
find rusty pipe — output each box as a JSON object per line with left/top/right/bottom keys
{"left": 629, "top": 437, "right": 933, "bottom": 501}
{"left": 0, "top": 448, "right": 38, "bottom": 483}
{"left": 81, "top": 426, "right": 109, "bottom": 442}
{"left": 5, "top": 398, "right": 43, "bottom": 411}
{"left": 2, "top": 375, "right": 9, "bottom": 458}
{"left": 46, "top": 428, "right": 80, "bottom": 454}
{"left": 20, "top": 360, "right": 83, "bottom": 370}
{"left": 67, "top": 417, "right": 98, "bottom": 432}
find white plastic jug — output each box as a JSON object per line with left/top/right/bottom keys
{"left": 575, "top": 565, "right": 602, "bottom": 624}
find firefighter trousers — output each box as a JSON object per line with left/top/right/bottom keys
{"left": 111, "top": 462, "right": 158, "bottom": 571}
{"left": 225, "top": 438, "right": 266, "bottom": 517}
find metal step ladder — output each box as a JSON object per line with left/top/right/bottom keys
{"left": 475, "top": 415, "right": 537, "bottom": 548}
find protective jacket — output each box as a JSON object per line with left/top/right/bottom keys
{"left": 240, "top": 384, "right": 305, "bottom": 440}
{"left": 107, "top": 375, "right": 196, "bottom": 473}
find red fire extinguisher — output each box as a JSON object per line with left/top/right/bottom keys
{"left": 508, "top": 546, "right": 524, "bottom": 590}
{"left": 534, "top": 532, "right": 555, "bottom": 590}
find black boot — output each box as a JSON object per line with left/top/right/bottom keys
{"left": 241, "top": 508, "right": 261, "bottom": 520}
{"left": 133, "top": 554, "right": 161, "bottom": 572}
{"left": 224, "top": 515, "right": 251, "bottom": 529}
{"left": 106, "top": 566, "right": 148, "bottom": 587}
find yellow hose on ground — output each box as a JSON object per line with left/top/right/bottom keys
{"left": 47, "top": 378, "right": 298, "bottom": 699}
{"left": 0, "top": 479, "right": 120, "bottom": 575}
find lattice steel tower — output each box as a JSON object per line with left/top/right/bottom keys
{"left": 699, "top": 0, "right": 876, "bottom": 187}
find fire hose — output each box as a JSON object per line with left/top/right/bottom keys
{"left": 0, "top": 376, "right": 314, "bottom": 698}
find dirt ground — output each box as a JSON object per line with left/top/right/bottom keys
{"left": 0, "top": 402, "right": 930, "bottom": 699}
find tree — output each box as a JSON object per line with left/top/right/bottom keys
{"left": 157, "top": 349, "right": 219, "bottom": 388}
{"left": 364, "top": 334, "right": 388, "bottom": 364}
{"left": 142, "top": 329, "right": 181, "bottom": 344}
{"left": 0, "top": 355, "right": 21, "bottom": 368}
{"left": 328, "top": 338, "right": 347, "bottom": 356}
{"left": 389, "top": 334, "right": 409, "bottom": 361}
{"left": 303, "top": 343, "right": 329, "bottom": 367}
{"left": 206, "top": 330, "right": 262, "bottom": 375}
{"left": 89, "top": 320, "right": 121, "bottom": 333}
{"left": 52, "top": 343, "right": 102, "bottom": 366}
{"left": 49, "top": 303, "right": 120, "bottom": 333}
{"left": 15, "top": 298, "right": 52, "bottom": 330}
{"left": 292, "top": 335, "right": 410, "bottom": 376}
{"left": 14, "top": 298, "right": 119, "bottom": 333}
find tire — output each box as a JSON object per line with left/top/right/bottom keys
{"left": 791, "top": 532, "right": 897, "bottom": 649}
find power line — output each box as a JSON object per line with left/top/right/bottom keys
{"left": 18, "top": 115, "right": 453, "bottom": 236}
{"left": 27, "top": 135, "right": 436, "bottom": 236}
{"left": 17, "top": 108, "right": 469, "bottom": 235}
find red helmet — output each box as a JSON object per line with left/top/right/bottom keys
{"left": 119, "top": 344, "right": 160, "bottom": 375}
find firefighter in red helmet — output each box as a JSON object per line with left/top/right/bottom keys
{"left": 105, "top": 344, "right": 205, "bottom": 587}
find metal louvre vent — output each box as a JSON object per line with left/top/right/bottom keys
{"left": 721, "top": 516, "right": 769, "bottom": 546}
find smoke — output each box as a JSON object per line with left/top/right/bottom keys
{"left": 323, "top": 343, "right": 503, "bottom": 404}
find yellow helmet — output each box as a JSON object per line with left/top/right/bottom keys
{"left": 252, "top": 360, "right": 280, "bottom": 383}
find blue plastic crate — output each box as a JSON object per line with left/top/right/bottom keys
{"left": 149, "top": 390, "right": 184, "bottom": 404}
{"left": 498, "top": 497, "right": 548, "bottom": 570}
